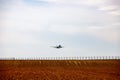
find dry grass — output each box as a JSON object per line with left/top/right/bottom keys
{"left": 0, "top": 60, "right": 120, "bottom": 80}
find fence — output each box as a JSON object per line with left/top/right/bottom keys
{"left": 0, "top": 56, "right": 120, "bottom": 60}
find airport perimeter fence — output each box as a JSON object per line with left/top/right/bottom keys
{"left": 0, "top": 56, "right": 120, "bottom": 60}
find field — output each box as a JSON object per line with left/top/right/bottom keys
{"left": 0, "top": 60, "right": 120, "bottom": 80}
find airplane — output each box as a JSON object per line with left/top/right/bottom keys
{"left": 52, "top": 45, "right": 63, "bottom": 49}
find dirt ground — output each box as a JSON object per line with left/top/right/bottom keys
{"left": 0, "top": 60, "right": 120, "bottom": 80}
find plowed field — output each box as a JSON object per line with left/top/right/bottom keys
{"left": 0, "top": 60, "right": 120, "bottom": 80}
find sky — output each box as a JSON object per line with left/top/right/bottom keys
{"left": 0, "top": 0, "right": 120, "bottom": 58}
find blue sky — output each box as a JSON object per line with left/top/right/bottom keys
{"left": 0, "top": 0, "right": 120, "bottom": 58}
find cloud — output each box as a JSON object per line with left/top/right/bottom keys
{"left": 98, "top": 5, "right": 119, "bottom": 11}
{"left": 0, "top": 0, "right": 119, "bottom": 44}
{"left": 108, "top": 10, "right": 120, "bottom": 16}
{"left": 35, "top": 0, "right": 120, "bottom": 17}
{"left": 35, "top": 0, "right": 80, "bottom": 4}
{"left": 98, "top": 5, "right": 120, "bottom": 16}
{"left": 79, "top": 0, "right": 120, "bottom": 16}
{"left": 112, "top": 22, "right": 120, "bottom": 26}
{"left": 81, "top": 0, "right": 106, "bottom": 6}
{"left": 35, "top": 0, "right": 106, "bottom": 5}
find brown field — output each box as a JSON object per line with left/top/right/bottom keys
{"left": 0, "top": 60, "right": 120, "bottom": 80}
